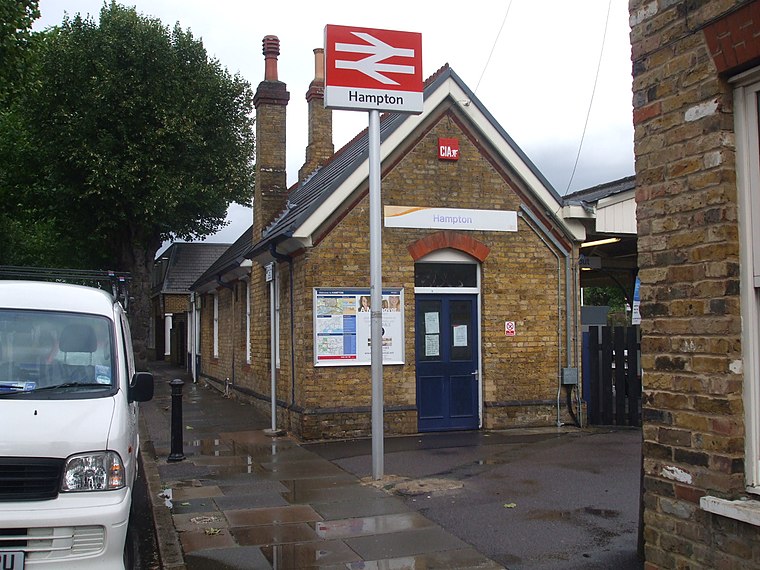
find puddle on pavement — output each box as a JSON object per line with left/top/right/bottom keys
{"left": 346, "top": 549, "right": 507, "bottom": 570}
{"left": 186, "top": 438, "right": 233, "bottom": 457}
{"left": 231, "top": 522, "right": 317, "bottom": 547}
{"left": 225, "top": 505, "right": 322, "bottom": 527}
{"left": 201, "top": 441, "right": 304, "bottom": 464}
{"left": 261, "top": 540, "right": 360, "bottom": 568}
{"left": 259, "top": 461, "right": 346, "bottom": 480}
{"left": 313, "top": 512, "right": 433, "bottom": 540}
{"left": 282, "top": 477, "right": 357, "bottom": 493}
{"left": 204, "top": 463, "right": 261, "bottom": 477}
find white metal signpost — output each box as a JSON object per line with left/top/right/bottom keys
{"left": 325, "top": 25, "right": 423, "bottom": 480}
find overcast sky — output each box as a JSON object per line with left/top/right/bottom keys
{"left": 35, "top": 0, "right": 634, "bottom": 246}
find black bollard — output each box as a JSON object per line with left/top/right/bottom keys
{"left": 167, "top": 379, "right": 186, "bottom": 462}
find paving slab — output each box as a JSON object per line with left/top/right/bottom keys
{"left": 141, "top": 361, "right": 640, "bottom": 570}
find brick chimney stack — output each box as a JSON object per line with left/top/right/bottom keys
{"left": 253, "top": 35, "right": 290, "bottom": 240}
{"left": 298, "top": 48, "right": 333, "bottom": 183}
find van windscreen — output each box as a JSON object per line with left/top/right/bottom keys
{"left": 0, "top": 310, "right": 115, "bottom": 397}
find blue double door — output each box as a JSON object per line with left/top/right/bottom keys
{"left": 415, "top": 294, "right": 479, "bottom": 432}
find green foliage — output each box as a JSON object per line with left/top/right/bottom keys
{"left": 0, "top": 2, "right": 256, "bottom": 362}
{"left": 583, "top": 286, "right": 627, "bottom": 311}
{"left": 15, "top": 2, "right": 255, "bottom": 264}
{"left": 584, "top": 285, "right": 629, "bottom": 326}
{"left": 0, "top": 0, "right": 40, "bottom": 102}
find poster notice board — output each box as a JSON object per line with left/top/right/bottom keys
{"left": 314, "top": 288, "right": 404, "bottom": 366}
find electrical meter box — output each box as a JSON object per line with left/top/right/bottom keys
{"left": 561, "top": 367, "right": 579, "bottom": 385}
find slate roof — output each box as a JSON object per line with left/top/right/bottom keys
{"left": 191, "top": 226, "right": 253, "bottom": 290}
{"left": 191, "top": 64, "right": 587, "bottom": 291}
{"left": 564, "top": 175, "right": 636, "bottom": 206}
{"left": 155, "top": 242, "right": 231, "bottom": 294}
{"left": 246, "top": 65, "right": 562, "bottom": 260}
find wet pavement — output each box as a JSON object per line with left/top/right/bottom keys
{"left": 140, "top": 361, "right": 642, "bottom": 569}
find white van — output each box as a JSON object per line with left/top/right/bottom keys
{"left": 0, "top": 280, "right": 153, "bottom": 569}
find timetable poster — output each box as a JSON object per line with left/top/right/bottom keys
{"left": 314, "top": 288, "right": 404, "bottom": 366}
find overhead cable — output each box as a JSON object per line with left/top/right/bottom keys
{"left": 473, "top": 0, "right": 513, "bottom": 96}
{"left": 565, "top": 0, "right": 613, "bottom": 194}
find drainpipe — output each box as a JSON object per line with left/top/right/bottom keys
{"left": 216, "top": 276, "right": 235, "bottom": 386}
{"left": 267, "top": 242, "right": 293, "bottom": 435}
{"left": 267, "top": 271, "right": 278, "bottom": 433}
{"left": 187, "top": 293, "right": 197, "bottom": 382}
{"left": 571, "top": 254, "right": 582, "bottom": 426}
{"left": 518, "top": 206, "right": 573, "bottom": 427}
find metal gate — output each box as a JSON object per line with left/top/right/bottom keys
{"left": 582, "top": 326, "right": 641, "bottom": 427}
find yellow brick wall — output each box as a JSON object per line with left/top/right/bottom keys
{"left": 201, "top": 112, "right": 575, "bottom": 439}
{"left": 630, "top": 0, "right": 758, "bottom": 568}
{"left": 290, "top": 113, "right": 568, "bottom": 437}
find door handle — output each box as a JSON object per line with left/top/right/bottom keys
{"left": 471, "top": 370, "right": 479, "bottom": 376}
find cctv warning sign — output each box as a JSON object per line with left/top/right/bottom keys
{"left": 438, "top": 138, "right": 460, "bottom": 160}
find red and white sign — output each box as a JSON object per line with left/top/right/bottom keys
{"left": 438, "top": 138, "right": 460, "bottom": 161}
{"left": 505, "top": 321, "right": 516, "bottom": 337}
{"left": 324, "top": 24, "right": 423, "bottom": 114}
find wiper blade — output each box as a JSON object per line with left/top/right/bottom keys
{"left": 33, "top": 382, "right": 111, "bottom": 392}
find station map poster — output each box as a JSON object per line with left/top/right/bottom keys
{"left": 314, "top": 288, "right": 404, "bottom": 366}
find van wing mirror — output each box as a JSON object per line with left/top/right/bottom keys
{"left": 129, "top": 372, "right": 154, "bottom": 403}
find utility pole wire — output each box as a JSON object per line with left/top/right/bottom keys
{"left": 474, "top": 0, "right": 513, "bottom": 96}
{"left": 565, "top": 0, "right": 612, "bottom": 194}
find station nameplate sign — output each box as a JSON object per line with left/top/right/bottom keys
{"left": 324, "top": 25, "right": 423, "bottom": 114}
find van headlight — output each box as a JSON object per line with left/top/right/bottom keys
{"left": 62, "top": 451, "right": 125, "bottom": 491}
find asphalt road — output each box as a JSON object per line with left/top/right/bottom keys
{"left": 307, "top": 428, "right": 643, "bottom": 570}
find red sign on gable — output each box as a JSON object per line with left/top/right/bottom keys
{"left": 324, "top": 24, "right": 423, "bottom": 114}
{"left": 438, "top": 138, "right": 460, "bottom": 161}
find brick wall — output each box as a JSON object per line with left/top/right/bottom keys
{"left": 631, "top": 0, "right": 760, "bottom": 567}
{"left": 200, "top": 92, "right": 577, "bottom": 440}
{"left": 164, "top": 294, "right": 188, "bottom": 314}
{"left": 248, "top": 110, "right": 575, "bottom": 439}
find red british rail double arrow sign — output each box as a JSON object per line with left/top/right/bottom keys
{"left": 324, "top": 24, "right": 423, "bottom": 114}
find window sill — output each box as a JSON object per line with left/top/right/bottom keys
{"left": 700, "top": 496, "right": 760, "bottom": 526}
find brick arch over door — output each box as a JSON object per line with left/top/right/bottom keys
{"left": 407, "top": 231, "right": 490, "bottom": 262}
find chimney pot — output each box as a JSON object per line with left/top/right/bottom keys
{"left": 299, "top": 46, "right": 333, "bottom": 182}
{"left": 263, "top": 35, "right": 280, "bottom": 81}
{"left": 313, "top": 48, "right": 325, "bottom": 82}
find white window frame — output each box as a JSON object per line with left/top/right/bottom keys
{"left": 194, "top": 297, "right": 201, "bottom": 355}
{"left": 275, "top": 269, "right": 281, "bottom": 369}
{"left": 734, "top": 69, "right": 760, "bottom": 493}
{"left": 213, "top": 292, "right": 219, "bottom": 359}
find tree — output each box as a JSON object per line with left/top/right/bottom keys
{"left": 0, "top": 0, "right": 41, "bottom": 258}
{"left": 0, "top": 0, "right": 40, "bottom": 102}
{"left": 6, "top": 2, "right": 255, "bottom": 365}
{"left": 583, "top": 286, "right": 627, "bottom": 311}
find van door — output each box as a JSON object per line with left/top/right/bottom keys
{"left": 119, "top": 310, "right": 139, "bottom": 476}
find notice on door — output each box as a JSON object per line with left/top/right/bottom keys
{"left": 425, "top": 312, "right": 439, "bottom": 334}
{"left": 425, "top": 334, "right": 440, "bottom": 357}
{"left": 453, "top": 325, "right": 468, "bottom": 347}
{"left": 314, "top": 288, "right": 404, "bottom": 366}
